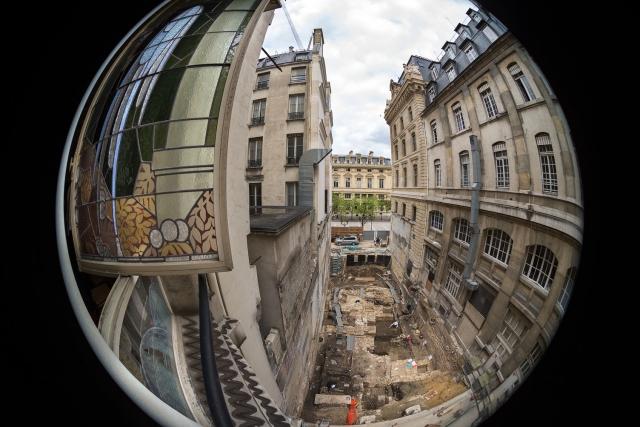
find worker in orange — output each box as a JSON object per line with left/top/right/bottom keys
{"left": 346, "top": 398, "right": 358, "bottom": 425}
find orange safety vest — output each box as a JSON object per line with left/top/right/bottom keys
{"left": 346, "top": 398, "right": 358, "bottom": 425}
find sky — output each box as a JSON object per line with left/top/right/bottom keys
{"left": 262, "top": 0, "right": 474, "bottom": 158}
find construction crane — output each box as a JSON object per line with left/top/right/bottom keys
{"left": 280, "top": 0, "right": 303, "bottom": 50}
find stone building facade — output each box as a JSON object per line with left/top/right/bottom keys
{"left": 331, "top": 151, "right": 392, "bottom": 204}
{"left": 385, "top": 7, "right": 582, "bottom": 401}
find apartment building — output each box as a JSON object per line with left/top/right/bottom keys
{"left": 385, "top": 7, "right": 582, "bottom": 402}
{"left": 331, "top": 151, "right": 392, "bottom": 204}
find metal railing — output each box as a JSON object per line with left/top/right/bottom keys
{"left": 255, "top": 80, "right": 268, "bottom": 90}
{"left": 247, "top": 159, "right": 262, "bottom": 168}
{"left": 290, "top": 74, "right": 306, "bottom": 84}
{"left": 251, "top": 116, "right": 264, "bottom": 126}
{"left": 288, "top": 111, "right": 304, "bottom": 120}
{"left": 286, "top": 156, "right": 299, "bottom": 165}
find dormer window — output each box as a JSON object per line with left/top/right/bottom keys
{"left": 295, "top": 52, "right": 309, "bottom": 61}
{"left": 446, "top": 46, "right": 456, "bottom": 60}
{"left": 430, "top": 66, "right": 438, "bottom": 80}
{"left": 471, "top": 11, "right": 481, "bottom": 22}
{"left": 478, "top": 22, "right": 498, "bottom": 43}
{"left": 428, "top": 85, "right": 436, "bottom": 102}
{"left": 446, "top": 64, "right": 457, "bottom": 82}
{"left": 464, "top": 43, "right": 478, "bottom": 62}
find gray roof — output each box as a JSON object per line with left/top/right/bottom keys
{"left": 396, "top": 8, "right": 507, "bottom": 106}
{"left": 250, "top": 206, "right": 312, "bottom": 234}
{"left": 257, "top": 49, "right": 311, "bottom": 69}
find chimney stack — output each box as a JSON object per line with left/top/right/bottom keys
{"left": 369, "top": 151, "right": 374, "bottom": 156}
{"left": 289, "top": 46, "right": 294, "bottom": 53}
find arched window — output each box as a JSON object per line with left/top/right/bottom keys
{"left": 453, "top": 218, "right": 471, "bottom": 244}
{"left": 484, "top": 228, "right": 513, "bottom": 264}
{"left": 492, "top": 142, "right": 509, "bottom": 189}
{"left": 459, "top": 151, "right": 470, "bottom": 187}
{"left": 558, "top": 267, "right": 577, "bottom": 311}
{"left": 522, "top": 245, "right": 558, "bottom": 290}
{"left": 536, "top": 133, "right": 558, "bottom": 195}
{"left": 508, "top": 62, "right": 535, "bottom": 102}
{"left": 429, "top": 210, "right": 444, "bottom": 231}
{"left": 452, "top": 102, "right": 465, "bottom": 132}
{"left": 430, "top": 120, "right": 438, "bottom": 144}
{"left": 478, "top": 82, "right": 498, "bottom": 118}
{"left": 434, "top": 159, "right": 442, "bottom": 187}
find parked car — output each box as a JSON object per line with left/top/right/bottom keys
{"left": 335, "top": 236, "right": 359, "bottom": 246}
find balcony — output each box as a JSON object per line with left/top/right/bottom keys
{"left": 247, "top": 159, "right": 262, "bottom": 168}
{"left": 255, "top": 80, "right": 269, "bottom": 90}
{"left": 251, "top": 116, "right": 265, "bottom": 126}
{"left": 288, "top": 111, "right": 304, "bottom": 120}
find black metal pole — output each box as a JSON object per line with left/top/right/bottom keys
{"left": 198, "top": 274, "right": 233, "bottom": 427}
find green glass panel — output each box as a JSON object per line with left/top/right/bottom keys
{"left": 189, "top": 32, "right": 235, "bottom": 65}
{"left": 204, "top": 118, "right": 218, "bottom": 147}
{"left": 227, "top": 0, "right": 260, "bottom": 10}
{"left": 208, "top": 11, "right": 247, "bottom": 32}
{"left": 209, "top": 65, "right": 229, "bottom": 120}
{"left": 115, "top": 130, "right": 141, "bottom": 196}
{"left": 137, "top": 125, "right": 154, "bottom": 161}
{"left": 141, "top": 68, "right": 186, "bottom": 125}
{"left": 169, "top": 66, "right": 222, "bottom": 121}
{"left": 165, "top": 34, "right": 203, "bottom": 69}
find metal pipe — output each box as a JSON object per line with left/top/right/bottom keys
{"left": 463, "top": 134, "right": 481, "bottom": 291}
{"left": 198, "top": 274, "right": 233, "bottom": 427}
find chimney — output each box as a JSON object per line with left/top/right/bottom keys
{"left": 349, "top": 150, "right": 353, "bottom": 155}
{"left": 369, "top": 151, "right": 374, "bottom": 156}
{"left": 289, "top": 46, "right": 294, "bottom": 53}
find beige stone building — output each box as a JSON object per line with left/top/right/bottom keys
{"left": 331, "top": 151, "right": 392, "bottom": 204}
{"left": 385, "top": 7, "right": 582, "bottom": 406}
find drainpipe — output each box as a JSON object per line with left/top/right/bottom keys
{"left": 463, "top": 135, "right": 481, "bottom": 291}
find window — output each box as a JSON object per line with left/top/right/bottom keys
{"left": 471, "top": 11, "right": 481, "bottom": 22}
{"left": 479, "top": 22, "right": 498, "bottom": 43}
{"left": 520, "top": 343, "right": 543, "bottom": 377}
{"left": 395, "top": 170, "right": 399, "bottom": 187}
{"left": 290, "top": 66, "right": 306, "bottom": 83}
{"left": 379, "top": 178, "right": 385, "bottom": 188}
{"left": 393, "top": 124, "right": 397, "bottom": 138}
{"left": 345, "top": 177, "right": 351, "bottom": 188}
{"left": 460, "top": 151, "right": 470, "bottom": 187}
{"left": 413, "top": 164, "right": 418, "bottom": 187}
{"left": 333, "top": 179, "right": 339, "bottom": 188}
{"left": 469, "top": 285, "right": 495, "bottom": 318}
{"left": 256, "top": 72, "right": 269, "bottom": 90}
{"left": 367, "top": 177, "right": 372, "bottom": 189}
{"left": 452, "top": 103, "right": 465, "bottom": 132}
{"left": 453, "top": 218, "right": 471, "bottom": 244}
{"left": 446, "top": 64, "right": 457, "bottom": 82}
{"left": 493, "top": 142, "right": 509, "bottom": 188}
{"left": 428, "top": 85, "right": 436, "bottom": 102}
{"left": 408, "top": 107, "right": 413, "bottom": 121}
{"left": 294, "top": 52, "right": 309, "bottom": 61}
{"left": 429, "top": 210, "right": 444, "bottom": 231}
{"left": 479, "top": 82, "right": 499, "bottom": 118}
{"left": 249, "top": 183, "right": 262, "bottom": 210}
{"left": 536, "top": 133, "right": 558, "bottom": 195}
{"left": 492, "top": 308, "right": 529, "bottom": 360}
{"left": 484, "top": 229, "right": 512, "bottom": 264}
{"left": 248, "top": 137, "right": 262, "bottom": 167}
{"left": 424, "top": 246, "right": 439, "bottom": 270}
{"left": 400, "top": 116, "right": 404, "bottom": 130}
{"left": 522, "top": 245, "right": 558, "bottom": 290}
{"left": 401, "top": 140, "right": 406, "bottom": 157}
{"left": 444, "top": 262, "right": 463, "bottom": 299}
{"left": 344, "top": 193, "right": 351, "bottom": 199}
{"left": 402, "top": 167, "right": 407, "bottom": 187}
{"left": 286, "top": 182, "right": 299, "bottom": 206}
{"left": 251, "top": 99, "right": 266, "bottom": 125}
{"left": 508, "top": 63, "right": 535, "bottom": 102}
{"left": 430, "top": 66, "right": 438, "bottom": 80}
{"left": 412, "top": 205, "right": 417, "bottom": 221}
{"left": 394, "top": 145, "right": 399, "bottom": 160}
{"left": 558, "top": 267, "right": 577, "bottom": 312}
{"left": 402, "top": 203, "right": 406, "bottom": 217}
{"left": 430, "top": 120, "right": 438, "bottom": 144}
{"left": 434, "top": 159, "right": 442, "bottom": 187}
{"left": 464, "top": 43, "right": 478, "bottom": 62}
{"left": 288, "top": 94, "right": 304, "bottom": 120}
{"left": 394, "top": 201, "right": 398, "bottom": 212}
{"left": 286, "top": 134, "right": 303, "bottom": 165}
{"left": 411, "top": 132, "right": 417, "bottom": 152}
{"left": 357, "top": 177, "right": 362, "bottom": 188}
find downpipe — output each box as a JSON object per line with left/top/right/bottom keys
{"left": 463, "top": 135, "right": 481, "bottom": 291}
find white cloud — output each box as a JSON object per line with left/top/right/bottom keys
{"left": 262, "top": 0, "right": 474, "bottom": 157}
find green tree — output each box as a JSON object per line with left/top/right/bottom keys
{"left": 352, "top": 196, "right": 378, "bottom": 228}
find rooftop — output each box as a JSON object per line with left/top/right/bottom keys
{"left": 250, "top": 206, "right": 312, "bottom": 234}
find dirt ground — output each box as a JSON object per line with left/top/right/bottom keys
{"left": 301, "top": 265, "right": 467, "bottom": 424}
